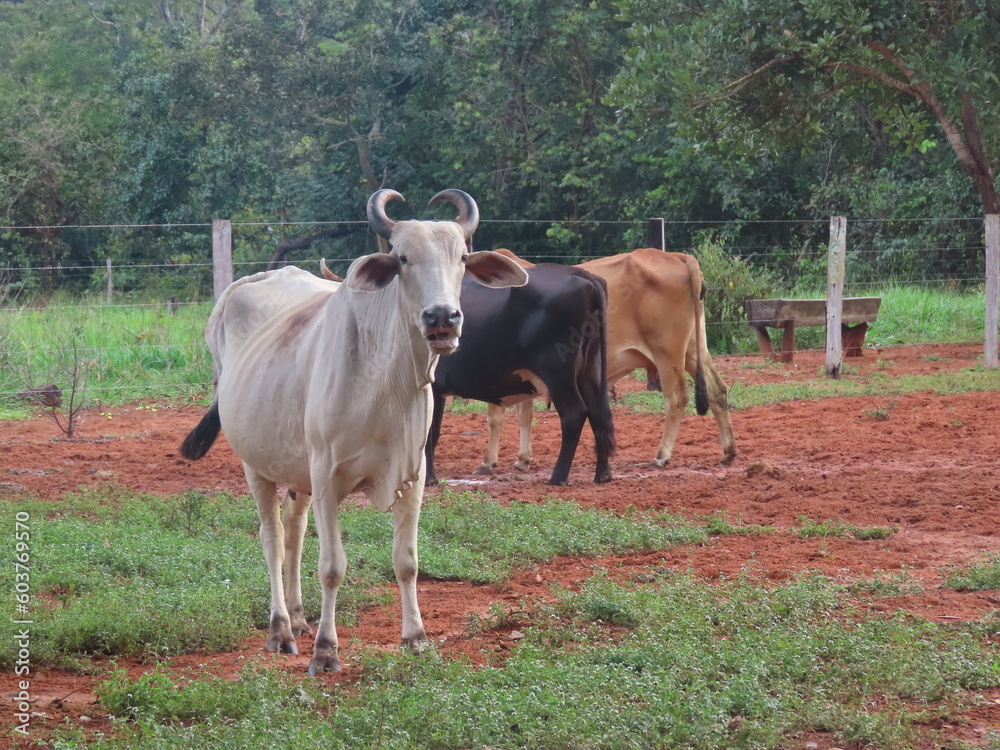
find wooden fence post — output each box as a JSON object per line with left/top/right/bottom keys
{"left": 106, "top": 258, "right": 113, "bottom": 304}
{"left": 825, "top": 216, "right": 847, "bottom": 379}
{"left": 646, "top": 218, "right": 665, "bottom": 251}
{"left": 212, "top": 219, "right": 233, "bottom": 301}
{"left": 986, "top": 214, "right": 1000, "bottom": 369}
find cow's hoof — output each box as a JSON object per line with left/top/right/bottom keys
{"left": 513, "top": 460, "right": 532, "bottom": 471}
{"left": 546, "top": 478, "right": 568, "bottom": 487}
{"left": 647, "top": 458, "right": 670, "bottom": 469}
{"left": 595, "top": 471, "right": 613, "bottom": 484}
{"left": 402, "top": 633, "right": 428, "bottom": 651}
{"left": 307, "top": 653, "right": 342, "bottom": 675}
{"left": 267, "top": 636, "right": 298, "bottom": 654}
{"left": 267, "top": 615, "right": 298, "bottom": 653}
{"left": 720, "top": 452, "right": 738, "bottom": 466}
{"left": 291, "top": 619, "right": 313, "bottom": 638}
{"left": 474, "top": 463, "right": 495, "bottom": 476}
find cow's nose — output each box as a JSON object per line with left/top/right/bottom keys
{"left": 422, "top": 305, "right": 462, "bottom": 330}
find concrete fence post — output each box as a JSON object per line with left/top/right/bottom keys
{"left": 212, "top": 219, "right": 233, "bottom": 301}
{"left": 825, "top": 216, "right": 847, "bottom": 379}
{"left": 985, "top": 214, "right": 999, "bottom": 369}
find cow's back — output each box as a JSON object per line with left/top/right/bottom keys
{"left": 580, "top": 247, "right": 699, "bottom": 382}
{"left": 434, "top": 264, "right": 604, "bottom": 401}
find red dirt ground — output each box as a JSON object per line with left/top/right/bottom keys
{"left": 3, "top": 342, "right": 1000, "bottom": 749}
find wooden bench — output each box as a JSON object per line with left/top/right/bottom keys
{"left": 746, "top": 297, "right": 882, "bottom": 363}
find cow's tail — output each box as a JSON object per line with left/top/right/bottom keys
{"left": 179, "top": 400, "right": 221, "bottom": 460}
{"left": 687, "top": 259, "right": 710, "bottom": 417}
{"left": 586, "top": 277, "right": 616, "bottom": 460}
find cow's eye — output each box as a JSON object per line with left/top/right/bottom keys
{"left": 461, "top": 253, "right": 469, "bottom": 264}
{"left": 398, "top": 255, "right": 409, "bottom": 265}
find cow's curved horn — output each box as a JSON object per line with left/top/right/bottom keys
{"left": 367, "top": 189, "right": 405, "bottom": 245}
{"left": 428, "top": 189, "right": 479, "bottom": 239}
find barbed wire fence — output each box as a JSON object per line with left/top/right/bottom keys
{"left": 0, "top": 214, "right": 997, "bottom": 409}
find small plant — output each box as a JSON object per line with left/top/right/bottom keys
{"left": 794, "top": 516, "right": 896, "bottom": 540}
{"left": 4, "top": 325, "right": 91, "bottom": 437}
{"left": 704, "top": 511, "right": 776, "bottom": 536}
{"left": 861, "top": 400, "right": 896, "bottom": 421}
{"left": 848, "top": 570, "right": 923, "bottom": 597}
{"left": 158, "top": 491, "right": 220, "bottom": 536}
{"left": 942, "top": 555, "right": 1000, "bottom": 591}
{"left": 850, "top": 525, "right": 896, "bottom": 541}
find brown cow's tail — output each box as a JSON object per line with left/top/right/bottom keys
{"left": 179, "top": 400, "right": 221, "bottom": 460}
{"left": 688, "top": 259, "right": 710, "bottom": 417}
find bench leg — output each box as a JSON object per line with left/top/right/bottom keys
{"left": 842, "top": 322, "right": 870, "bottom": 357}
{"left": 752, "top": 324, "right": 777, "bottom": 360}
{"left": 777, "top": 322, "right": 795, "bottom": 363}
{"left": 753, "top": 323, "right": 795, "bottom": 363}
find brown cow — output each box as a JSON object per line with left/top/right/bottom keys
{"left": 482, "top": 247, "right": 736, "bottom": 472}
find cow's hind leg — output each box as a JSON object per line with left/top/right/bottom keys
{"left": 393, "top": 482, "right": 427, "bottom": 649}
{"left": 513, "top": 399, "right": 535, "bottom": 471}
{"left": 685, "top": 347, "right": 737, "bottom": 465}
{"left": 478, "top": 403, "right": 505, "bottom": 475}
{"left": 282, "top": 490, "right": 313, "bottom": 637}
{"left": 544, "top": 381, "right": 588, "bottom": 486}
{"left": 244, "top": 466, "right": 297, "bottom": 654}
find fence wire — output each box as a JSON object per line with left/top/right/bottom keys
{"left": 0, "top": 216, "right": 993, "bottom": 404}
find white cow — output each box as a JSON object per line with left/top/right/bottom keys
{"left": 180, "top": 189, "right": 527, "bottom": 674}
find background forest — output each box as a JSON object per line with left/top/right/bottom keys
{"left": 0, "top": 0, "right": 997, "bottom": 299}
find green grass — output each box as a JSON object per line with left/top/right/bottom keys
{"left": 0, "top": 297, "right": 213, "bottom": 407}
{"left": 0, "top": 486, "right": 704, "bottom": 668}
{"left": 52, "top": 573, "right": 1000, "bottom": 750}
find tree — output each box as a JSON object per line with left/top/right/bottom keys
{"left": 610, "top": 0, "right": 1000, "bottom": 215}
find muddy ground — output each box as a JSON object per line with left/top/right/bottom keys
{"left": 3, "top": 342, "right": 1000, "bottom": 749}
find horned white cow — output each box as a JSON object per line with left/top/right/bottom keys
{"left": 179, "top": 189, "right": 528, "bottom": 674}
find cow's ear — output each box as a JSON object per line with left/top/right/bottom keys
{"left": 464, "top": 251, "right": 529, "bottom": 288}
{"left": 347, "top": 253, "right": 401, "bottom": 292}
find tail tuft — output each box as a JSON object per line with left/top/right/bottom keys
{"left": 694, "top": 364, "right": 709, "bottom": 416}
{"left": 179, "top": 401, "right": 222, "bottom": 460}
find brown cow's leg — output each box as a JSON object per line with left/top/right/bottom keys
{"left": 650, "top": 365, "right": 687, "bottom": 468}
{"left": 478, "top": 403, "right": 505, "bottom": 475}
{"left": 513, "top": 400, "right": 535, "bottom": 471}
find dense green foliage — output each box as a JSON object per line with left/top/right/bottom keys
{"left": 0, "top": 0, "right": 994, "bottom": 296}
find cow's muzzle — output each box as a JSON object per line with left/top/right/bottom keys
{"left": 421, "top": 305, "right": 462, "bottom": 353}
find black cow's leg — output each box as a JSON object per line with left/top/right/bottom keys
{"left": 545, "top": 384, "right": 588, "bottom": 486}
{"left": 580, "top": 376, "right": 615, "bottom": 484}
{"left": 424, "top": 390, "right": 447, "bottom": 483}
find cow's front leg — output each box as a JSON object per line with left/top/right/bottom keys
{"left": 308, "top": 494, "right": 346, "bottom": 674}
{"left": 282, "top": 490, "right": 313, "bottom": 637}
{"left": 393, "top": 483, "right": 427, "bottom": 649}
{"left": 244, "top": 466, "right": 297, "bottom": 654}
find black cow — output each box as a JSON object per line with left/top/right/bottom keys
{"left": 426, "top": 264, "right": 615, "bottom": 485}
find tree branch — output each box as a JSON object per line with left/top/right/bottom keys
{"left": 265, "top": 225, "right": 362, "bottom": 271}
